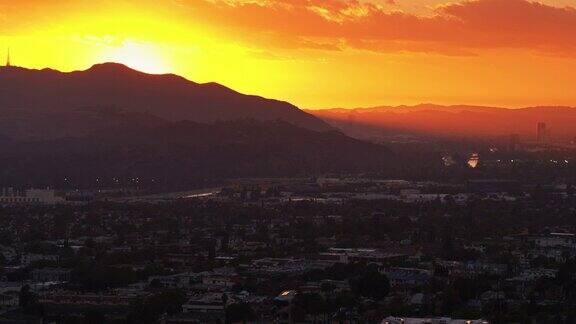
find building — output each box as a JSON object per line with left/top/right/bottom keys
{"left": 383, "top": 268, "right": 432, "bottom": 290}
{"left": 319, "top": 248, "right": 407, "bottom": 264}
{"left": 38, "top": 291, "right": 145, "bottom": 322}
{"left": 509, "top": 134, "right": 520, "bottom": 151}
{"left": 467, "top": 153, "right": 480, "bottom": 169}
{"left": 537, "top": 122, "right": 551, "bottom": 143}
{"left": 182, "top": 293, "right": 226, "bottom": 313}
{"left": 200, "top": 274, "right": 237, "bottom": 288}
{"left": 0, "top": 292, "right": 18, "bottom": 307}
{"left": 148, "top": 273, "right": 197, "bottom": 289}
{"left": 21, "top": 253, "right": 60, "bottom": 266}
{"left": 533, "top": 233, "right": 576, "bottom": 249}
{"left": 31, "top": 268, "right": 71, "bottom": 283}
{"left": 382, "top": 317, "right": 488, "bottom": 324}
{"left": 0, "top": 188, "right": 63, "bottom": 205}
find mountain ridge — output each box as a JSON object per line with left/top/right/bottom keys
{"left": 0, "top": 63, "right": 394, "bottom": 187}
{"left": 308, "top": 104, "right": 576, "bottom": 113}
{"left": 0, "top": 63, "right": 332, "bottom": 140}
{"left": 308, "top": 104, "right": 576, "bottom": 141}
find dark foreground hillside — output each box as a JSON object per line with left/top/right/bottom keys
{"left": 0, "top": 120, "right": 392, "bottom": 188}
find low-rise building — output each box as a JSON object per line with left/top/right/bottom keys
{"left": 382, "top": 317, "right": 488, "bottom": 324}
{"left": 21, "top": 253, "right": 60, "bottom": 266}
{"left": 183, "top": 293, "right": 226, "bottom": 314}
{"left": 31, "top": 268, "right": 71, "bottom": 283}
{"left": 0, "top": 188, "right": 64, "bottom": 205}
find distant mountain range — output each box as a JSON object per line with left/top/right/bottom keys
{"left": 0, "top": 63, "right": 331, "bottom": 141}
{"left": 308, "top": 104, "right": 576, "bottom": 141}
{"left": 0, "top": 64, "right": 391, "bottom": 187}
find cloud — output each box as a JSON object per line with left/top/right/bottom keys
{"left": 3, "top": 0, "right": 576, "bottom": 56}
{"left": 183, "top": 0, "right": 576, "bottom": 56}
{"left": 438, "top": 0, "right": 576, "bottom": 49}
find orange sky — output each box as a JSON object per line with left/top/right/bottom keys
{"left": 1, "top": 0, "right": 576, "bottom": 109}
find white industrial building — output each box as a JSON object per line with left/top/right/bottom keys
{"left": 0, "top": 188, "right": 64, "bottom": 205}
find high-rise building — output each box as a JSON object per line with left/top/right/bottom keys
{"left": 509, "top": 134, "right": 520, "bottom": 151}
{"left": 537, "top": 122, "right": 548, "bottom": 143}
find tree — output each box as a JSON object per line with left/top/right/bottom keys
{"left": 351, "top": 266, "right": 391, "bottom": 301}
{"left": 293, "top": 293, "right": 328, "bottom": 321}
{"left": 83, "top": 309, "right": 105, "bottom": 324}
{"left": 127, "top": 289, "right": 186, "bottom": 324}
{"left": 149, "top": 278, "right": 162, "bottom": 289}
{"left": 19, "top": 285, "right": 33, "bottom": 309}
{"left": 19, "top": 285, "right": 41, "bottom": 315}
{"left": 226, "top": 303, "right": 256, "bottom": 324}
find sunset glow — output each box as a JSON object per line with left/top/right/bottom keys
{"left": 100, "top": 41, "right": 170, "bottom": 74}
{"left": 2, "top": 0, "right": 576, "bottom": 108}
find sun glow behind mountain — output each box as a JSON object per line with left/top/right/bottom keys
{"left": 100, "top": 41, "right": 170, "bottom": 74}
{"left": 3, "top": 0, "right": 576, "bottom": 108}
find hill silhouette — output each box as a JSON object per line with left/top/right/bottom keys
{"left": 0, "top": 64, "right": 394, "bottom": 187}
{"left": 0, "top": 63, "right": 331, "bottom": 140}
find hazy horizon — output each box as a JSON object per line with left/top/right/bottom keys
{"left": 4, "top": 61, "right": 576, "bottom": 111}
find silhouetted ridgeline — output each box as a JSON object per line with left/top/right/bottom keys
{"left": 0, "top": 64, "right": 397, "bottom": 187}
{"left": 0, "top": 63, "right": 331, "bottom": 141}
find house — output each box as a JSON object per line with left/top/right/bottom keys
{"left": 533, "top": 233, "right": 576, "bottom": 249}
{"left": 382, "top": 317, "right": 488, "bottom": 324}
{"left": 0, "top": 292, "right": 18, "bottom": 307}
{"left": 38, "top": 291, "right": 145, "bottom": 322}
{"left": 319, "top": 248, "right": 407, "bottom": 264}
{"left": 148, "top": 273, "right": 198, "bottom": 289}
{"left": 182, "top": 293, "right": 226, "bottom": 313}
{"left": 383, "top": 268, "right": 432, "bottom": 290}
{"left": 21, "top": 254, "right": 60, "bottom": 266}
{"left": 201, "top": 275, "right": 237, "bottom": 288}
{"left": 31, "top": 268, "right": 71, "bottom": 283}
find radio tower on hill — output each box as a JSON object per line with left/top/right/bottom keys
{"left": 6, "top": 48, "right": 10, "bottom": 67}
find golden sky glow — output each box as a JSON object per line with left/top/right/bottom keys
{"left": 2, "top": 0, "right": 576, "bottom": 109}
